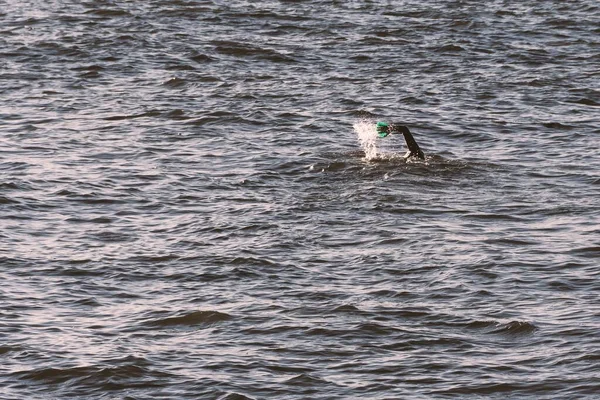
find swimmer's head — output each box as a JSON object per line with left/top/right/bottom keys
{"left": 376, "top": 121, "right": 390, "bottom": 137}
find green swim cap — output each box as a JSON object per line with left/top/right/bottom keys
{"left": 376, "top": 121, "right": 390, "bottom": 137}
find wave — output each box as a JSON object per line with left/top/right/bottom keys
{"left": 12, "top": 355, "right": 171, "bottom": 387}
{"left": 217, "top": 393, "right": 255, "bottom": 400}
{"left": 141, "top": 310, "right": 233, "bottom": 329}
{"left": 469, "top": 320, "right": 538, "bottom": 336}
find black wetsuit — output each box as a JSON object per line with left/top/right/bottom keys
{"left": 389, "top": 124, "right": 425, "bottom": 159}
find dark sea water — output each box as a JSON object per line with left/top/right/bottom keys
{"left": 1, "top": 1, "right": 599, "bottom": 399}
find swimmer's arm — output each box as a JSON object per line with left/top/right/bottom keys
{"left": 390, "top": 124, "right": 425, "bottom": 159}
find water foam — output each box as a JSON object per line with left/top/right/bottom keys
{"left": 353, "top": 119, "right": 380, "bottom": 161}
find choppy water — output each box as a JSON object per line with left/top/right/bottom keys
{"left": 1, "top": 1, "right": 599, "bottom": 399}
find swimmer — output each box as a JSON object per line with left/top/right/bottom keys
{"left": 376, "top": 122, "right": 425, "bottom": 160}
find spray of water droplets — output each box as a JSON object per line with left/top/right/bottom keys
{"left": 353, "top": 119, "right": 380, "bottom": 161}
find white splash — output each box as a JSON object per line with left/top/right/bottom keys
{"left": 353, "top": 119, "right": 380, "bottom": 161}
